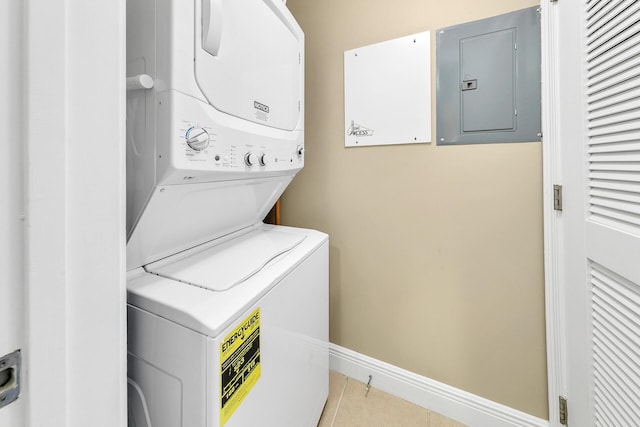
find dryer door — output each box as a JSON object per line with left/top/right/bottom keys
{"left": 195, "top": 0, "right": 303, "bottom": 131}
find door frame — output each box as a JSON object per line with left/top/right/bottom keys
{"left": 16, "top": 1, "right": 571, "bottom": 426}
{"left": 541, "top": 1, "right": 567, "bottom": 426}
{"left": 23, "top": 0, "right": 127, "bottom": 425}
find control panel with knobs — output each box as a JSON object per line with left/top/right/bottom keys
{"left": 164, "top": 97, "right": 304, "bottom": 184}
{"left": 244, "top": 152, "right": 275, "bottom": 167}
{"left": 185, "top": 127, "right": 210, "bottom": 151}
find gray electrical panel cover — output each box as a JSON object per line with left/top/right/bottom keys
{"left": 436, "top": 7, "right": 541, "bottom": 145}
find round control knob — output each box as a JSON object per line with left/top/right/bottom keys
{"left": 259, "top": 153, "right": 271, "bottom": 166}
{"left": 297, "top": 146, "right": 304, "bottom": 158}
{"left": 185, "top": 127, "right": 209, "bottom": 151}
{"left": 244, "top": 152, "right": 259, "bottom": 166}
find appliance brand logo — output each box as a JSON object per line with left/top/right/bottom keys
{"left": 254, "top": 101, "right": 270, "bottom": 114}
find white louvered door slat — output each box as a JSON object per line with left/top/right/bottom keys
{"left": 588, "top": 78, "right": 640, "bottom": 105}
{"left": 560, "top": 0, "right": 640, "bottom": 425}
{"left": 588, "top": 93, "right": 640, "bottom": 120}
{"left": 591, "top": 180, "right": 640, "bottom": 193}
{"left": 591, "top": 189, "right": 640, "bottom": 206}
{"left": 587, "top": 48, "right": 640, "bottom": 89}
{"left": 591, "top": 265, "right": 640, "bottom": 426}
{"left": 589, "top": 171, "right": 640, "bottom": 182}
{"left": 591, "top": 153, "right": 640, "bottom": 162}
{"left": 587, "top": 39, "right": 640, "bottom": 80}
{"left": 586, "top": 0, "right": 622, "bottom": 25}
{"left": 587, "top": 13, "right": 640, "bottom": 60}
{"left": 589, "top": 109, "right": 640, "bottom": 128}
{"left": 587, "top": 1, "right": 640, "bottom": 43}
{"left": 587, "top": 65, "right": 640, "bottom": 96}
{"left": 590, "top": 161, "right": 640, "bottom": 171}
{"left": 593, "top": 339, "right": 640, "bottom": 396}
{"left": 590, "top": 141, "right": 640, "bottom": 151}
{"left": 587, "top": 117, "right": 640, "bottom": 136}
{"left": 586, "top": 0, "right": 640, "bottom": 236}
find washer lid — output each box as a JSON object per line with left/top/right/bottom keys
{"left": 144, "top": 228, "right": 305, "bottom": 291}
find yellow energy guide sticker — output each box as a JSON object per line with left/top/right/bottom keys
{"left": 220, "top": 307, "right": 261, "bottom": 426}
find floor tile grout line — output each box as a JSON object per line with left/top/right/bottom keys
{"left": 330, "top": 376, "right": 349, "bottom": 427}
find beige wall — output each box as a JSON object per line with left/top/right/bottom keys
{"left": 284, "top": 0, "right": 547, "bottom": 419}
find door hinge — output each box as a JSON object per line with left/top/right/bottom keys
{"left": 0, "top": 350, "right": 21, "bottom": 410}
{"left": 554, "top": 184, "right": 563, "bottom": 211}
{"left": 559, "top": 396, "right": 568, "bottom": 425}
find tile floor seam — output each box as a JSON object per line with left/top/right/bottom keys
{"left": 321, "top": 371, "right": 468, "bottom": 427}
{"left": 330, "top": 376, "right": 349, "bottom": 427}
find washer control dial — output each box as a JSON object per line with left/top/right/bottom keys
{"left": 297, "top": 146, "right": 304, "bottom": 158}
{"left": 185, "top": 127, "right": 209, "bottom": 151}
{"left": 259, "top": 153, "right": 271, "bottom": 166}
{"left": 244, "top": 152, "right": 259, "bottom": 166}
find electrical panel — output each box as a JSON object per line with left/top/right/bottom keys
{"left": 436, "top": 7, "right": 541, "bottom": 145}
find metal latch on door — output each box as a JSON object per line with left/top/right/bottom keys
{"left": 461, "top": 79, "right": 478, "bottom": 91}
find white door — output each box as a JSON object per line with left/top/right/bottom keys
{"left": 559, "top": 0, "right": 640, "bottom": 425}
{"left": 0, "top": 0, "right": 24, "bottom": 424}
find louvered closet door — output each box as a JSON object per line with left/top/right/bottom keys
{"left": 560, "top": 0, "right": 640, "bottom": 426}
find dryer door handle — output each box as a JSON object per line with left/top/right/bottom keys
{"left": 202, "top": 0, "right": 223, "bottom": 56}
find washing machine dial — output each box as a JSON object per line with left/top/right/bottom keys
{"left": 296, "top": 146, "right": 304, "bottom": 158}
{"left": 185, "top": 127, "right": 209, "bottom": 151}
{"left": 244, "top": 152, "right": 259, "bottom": 166}
{"left": 259, "top": 153, "right": 271, "bottom": 166}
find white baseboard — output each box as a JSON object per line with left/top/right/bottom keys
{"left": 329, "top": 344, "right": 549, "bottom": 427}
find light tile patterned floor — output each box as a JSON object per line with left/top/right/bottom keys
{"left": 318, "top": 371, "right": 469, "bottom": 427}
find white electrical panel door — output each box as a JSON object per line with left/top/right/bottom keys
{"left": 344, "top": 32, "right": 431, "bottom": 147}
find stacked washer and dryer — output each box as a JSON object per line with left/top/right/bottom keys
{"left": 125, "top": 1, "right": 328, "bottom": 426}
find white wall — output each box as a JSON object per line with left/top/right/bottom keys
{"left": 285, "top": 0, "right": 548, "bottom": 418}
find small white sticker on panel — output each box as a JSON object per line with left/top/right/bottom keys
{"left": 344, "top": 31, "right": 432, "bottom": 147}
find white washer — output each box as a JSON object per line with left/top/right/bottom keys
{"left": 127, "top": 225, "right": 328, "bottom": 427}
{"left": 125, "top": 1, "right": 328, "bottom": 426}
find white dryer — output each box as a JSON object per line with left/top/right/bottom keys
{"left": 125, "top": 0, "right": 328, "bottom": 426}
